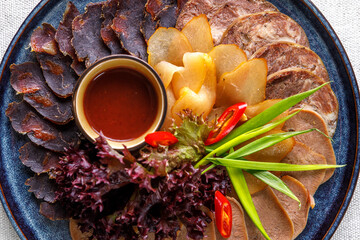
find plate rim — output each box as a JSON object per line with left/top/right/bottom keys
{"left": 0, "top": 0, "right": 359, "bottom": 239}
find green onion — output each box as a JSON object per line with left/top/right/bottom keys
{"left": 227, "top": 167, "right": 271, "bottom": 240}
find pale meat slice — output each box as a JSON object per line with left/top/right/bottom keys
{"left": 31, "top": 23, "right": 78, "bottom": 98}
{"left": 245, "top": 187, "right": 294, "bottom": 240}
{"left": 72, "top": 2, "right": 111, "bottom": 68}
{"left": 272, "top": 176, "right": 311, "bottom": 239}
{"left": 55, "top": 2, "right": 85, "bottom": 76}
{"left": 283, "top": 109, "right": 337, "bottom": 182}
{"left": 266, "top": 68, "right": 339, "bottom": 137}
{"left": 10, "top": 62, "right": 73, "bottom": 124}
{"left": 280, "top": 142, "right": 326, "bottom": 195}
{"left": 221, "top": 11, "right": 310, "bottom": 57}
{"left": 209, "top": 0, "right": 278, "bottom": 44}
{"left": 251, "top": 42, "right": 330, "bottom": 81}
{"left": 6, "top": 101, "right": 80, "bottom": 152}
{"left": 215, "top": 197, "right": 248, "bottom": 240}
{"left": 101, "top": 0, "right": 125, "bottom": 54}
{"left": 112, "top": 0, "right": 148, "bottom": 60}
{"left": 176, "top": 0, "right": 226, "bottom": 30}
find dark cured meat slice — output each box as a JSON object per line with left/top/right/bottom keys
{"left": 10, "top": 62, "right": 73, "bottom": 124}
{"left": 221, "top": 11, "right": 310, "bottom": 57}
{"left": 101, "top": 0, "right": 125, "bottom": 54}
{"left": 25, "top": 173, "right": 57, "bottom": 203}
{"left": 209, "top": 0, "right": 278, "bottom": 44}
{"left": 145, "top": 0, "right": 175, "bottom": 19}
{"left": 251, "top": 42, "right": 330, "bottom": 81}
{"left": 6, "top": 101, "right": 80, "bottom": 152}
{"left": 72, "top": 2, "right": 111, "bottom": 68}
{"left": 40, "top": 202, "right": 68, "bottom": 220}
{"left": 112, "top": 0, "right": 148, "bottom": 60}
{"left": 141, "top": 12, "right": 158, "bottom": 42}
{"left": 55, "top": 2, "right": 85, "bottom": 76}
{"left": 19, "top": 142, "right": 60, "bottom": 177}
{"left": 283, "top": 109, "right": 336, "bottom": 182}
{"left": 31, "top": 23, "right": 78, "bottom": 98}
{"left": 266, "top": 68, "right": 338, "bottom": 136}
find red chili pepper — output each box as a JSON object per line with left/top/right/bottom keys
{"left": 145, "top": 131, "right": 178, "bottom": 147}
{"left": 205, "top": 102, "right": 247, "bottom": 145}
{"left": 215, "top": 191, "right": 232, "bottom": 238}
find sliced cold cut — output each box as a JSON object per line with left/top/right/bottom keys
{"left": 283, "top": 109, "right": 337, "bottom": 182}
{"left": 281, "top": 142, "right": 326, "bottom": 195}
{"left": 272, "top": 176, "right": 310, "bottom": 238}
{"left": 221, "top": 12, "right": 309, "bottom": 57}
{"left": 266, "top": 68, "right": 338, "bottom": 136}
{"left": 251, "top": 42, "right": 330, "bottom": 82}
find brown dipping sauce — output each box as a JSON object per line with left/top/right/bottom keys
{"left": 83, "top": 67, "right": 158, "bottom": 142}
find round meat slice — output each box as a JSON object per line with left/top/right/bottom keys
{"left": 266, "top": 68, "right": 338, "bottom": 136}
{"left": 272, "top": 176, "right": 311, "bottom": 239}
{"left": 209, "top": 0, "right": 278, "bottom": 44}
{"left": 283, "top": 109, "right": 337, "bottom": 182}
{"left": 245, "top": 187, "right": 294, "bottom": 240}
{"left": 251, "top": 42, "right": 330, "bottom": 81}
{"left": 281, "top": 142, "right": 326, "bottom": 195}
{"left": 215, "top": 197, "right": 248, "bottom": 240}
{"left": 221, "top": 11, "right": 310, "bottom": 57}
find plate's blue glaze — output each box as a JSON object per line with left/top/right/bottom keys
{"left": 0, "top": 0, "right": 358, "bottom": 239}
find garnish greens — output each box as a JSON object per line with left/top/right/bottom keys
{"left": 194, "top": 83, "right": 344, "bottom": 240}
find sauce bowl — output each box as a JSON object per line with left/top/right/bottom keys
{"left": 73, "top": 55, "right": 167, "bottom": 151}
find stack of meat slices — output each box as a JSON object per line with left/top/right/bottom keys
{"left": 5, "top": 0, "right": 189, "bottom": 222}
{"left": 176, "top": 0, "right": 339, "bottom": 239}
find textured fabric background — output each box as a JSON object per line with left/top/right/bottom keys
{"left": 0, "top": 0, "right": 359, "bottom": 239}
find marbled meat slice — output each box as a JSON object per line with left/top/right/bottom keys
{"left": 55, "top": 1, "right": 85, "bottom": 76}
{"left": 31, "top": 23, "right": 78, "bottom": 98}
{"left": 176, "top": 0, "right": 227, "bottom": 30}
{"left": 215, "top": 197, "right": 248, "bottom": 240}
{"left": 221, "top": 11, "right": 310, "bottom": 57}
{"left": 251, "top": 42, "right": 330, "bottom": 81}
{"left": 112, "top": 0, "right": 148, "bottom": 60}
{"left": 72, "top": 2, "right": 111, "bottom": 68}
{"left": 209, "top": 0, "right": 278, "bottom": 44}
{"left": 6, "top": 101, "right": 80, "bottom": 152}
{"left": 272, "top": 176, "right": 310, "bottom": 239}
{"left": 25, "top": 173, "right": 57, "bottom": 203}
{"left": 10, "top": 62, "right": 73, "bottom": 124}
{"left": 245, "top": 187, "right": 294, "bottom": 240}
{"left": 101, "top": 0, "right": 125, "bottom": 54}
{"left": 281, "top": 142, "right": 326, "bottom": 195}
{"left": 19, "top": 142, "right": 60, "bottom": 177}
{"left": 283, "top": 109, "right": 337, "bottom": 182}
{"left": 266, "top": 68, "right": 338, "bottom": 136}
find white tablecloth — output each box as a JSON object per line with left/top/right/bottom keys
{"left": 0, "top": 0, "right": 359, "bottom": 239}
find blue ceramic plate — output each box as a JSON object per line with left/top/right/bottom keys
{"left": 0, "top": 0, "right": 359, "bottom": 239}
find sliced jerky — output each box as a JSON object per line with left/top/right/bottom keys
{"left": 10, "top": 62, "right": 73, "bottom": 124}
{"left": 112, "top": 0, "right": 148, "bottom": 60}
{"left": 145, "top": 0, "right": 175, "bottom": 19}
{"left": 251, "top": 42, "right": 330, "bottom": 81}
{"left": 19, "top": 142, "right": 60, "bottom": 176}
{"left": 157, "top": 4, "right": 178, "bottom": 28}
{"left": 101, "top": 0, "right": 125, "bottom": 54}
{"left": 31, "top": 23, "right": 78, "bottom": 98}
{"left": 6, "top": 101, "right": 80, "bottom": 152}
{"left": 55, "top": 1, "right": 85, "bottom": 76}
{"left": 40, "top": 202, "right": 69, "bottom": 220}
{"left": 141, "top": 12, "right": 158, "bottom": 42}
{"left": 72, "top": 2, "right": 111, "bottom": 67}
{"left": 221, "top": 11, "right": 310, "bottom": 57}
{"left": 25, "top": 173, "right": 57, "bottom": 203}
